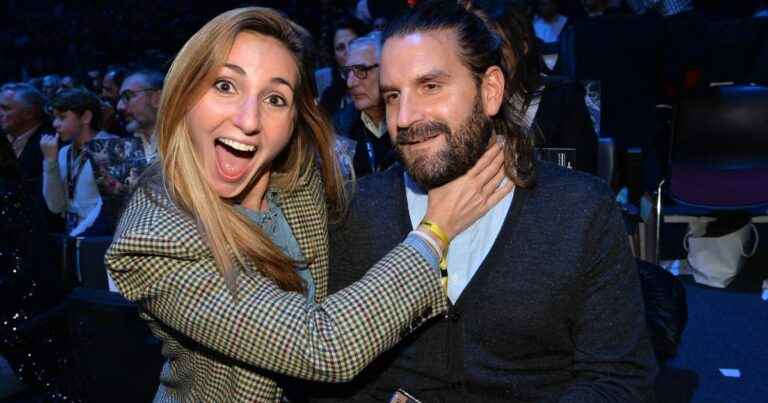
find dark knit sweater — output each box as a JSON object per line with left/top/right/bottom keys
{"left": 311, "top": 162, "right": 657, "bottom": 403}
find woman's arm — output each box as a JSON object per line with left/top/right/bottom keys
{"left": 107, "top": 226, "right": 444, "bottom": 383}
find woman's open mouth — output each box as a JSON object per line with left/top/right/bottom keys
{"left": 214, "top": 137, "right": 257, "bottom": 182}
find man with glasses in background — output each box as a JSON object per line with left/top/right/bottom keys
{"left": 338, "top": 32, "right": 396, "bottom": 177}
{"left": 116, "top": 69, "right": 163, "bottom": 162}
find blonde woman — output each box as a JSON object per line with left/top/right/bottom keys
{"left": 105, "top": 7, "right": 511, "bottom": 402}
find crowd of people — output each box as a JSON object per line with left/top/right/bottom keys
{"left": 1, "top": 0, "right": 767, "bottom": 402}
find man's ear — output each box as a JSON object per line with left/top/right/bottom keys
{"left": 481, "top": 65, "right": 505, "bottom": 117}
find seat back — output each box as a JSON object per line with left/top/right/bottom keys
{"left": 672, "top": 85, "right": 768, "bottom": 167}
{"left": 66, "top": 288, "right": 163, "bottom": 403}
{"left": 670, "top": 85, "right": 768, "bottom": 209}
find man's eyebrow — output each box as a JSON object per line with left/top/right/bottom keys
{"left": 380, "top": 69, "right": 452, "bottom": 93}
{"left": 415, "top": 69, "right": 451, "bottom": 84}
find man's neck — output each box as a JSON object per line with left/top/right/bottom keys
{"left": 8, "top": 122, "right": 40, "bottom": 138}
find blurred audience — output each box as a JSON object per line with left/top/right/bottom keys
{"left": 337, "top": 32, "right": 396, "bottom": 177}
{"left": 317, "top": 15, "right": 370, "bottom": 117}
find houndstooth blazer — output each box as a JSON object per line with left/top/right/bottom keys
{"left": 105, "top": 167, "right": 447, "bottom": 402}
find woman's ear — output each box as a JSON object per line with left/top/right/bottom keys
{"left": 481, "top": 65, "right": 505, "bottom": 117}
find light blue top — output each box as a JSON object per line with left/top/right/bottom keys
{"left": 237, "top": 192, "right": 315, "bottom": 303}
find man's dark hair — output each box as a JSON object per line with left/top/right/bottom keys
{"left": 3, "top": 83, "right": 47, "bottom": 121}
{"left": 382, "top": 0, "right": 536, "bottom": 187}
{"left": 127, "top": 69, "right": 165, "bottom": 90}
{"left": 50, "top": 88, "right": 103, "bottom": 131}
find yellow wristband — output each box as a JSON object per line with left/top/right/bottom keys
{"left": 420, "top": 220, "right": 450, "bottom": 249}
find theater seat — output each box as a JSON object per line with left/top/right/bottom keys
{"left": 66, "top": 288, "right": 163, "bottom": 403}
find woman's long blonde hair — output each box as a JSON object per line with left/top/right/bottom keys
{"left": 156, "top": 7, "right": 345, "bottom": 294}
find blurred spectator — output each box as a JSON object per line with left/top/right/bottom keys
{"left": 41, "top": 74, "right": 61, "bottom": 99}
{"left": 101, "top": 66, "right": 128, "bottom": 106}
{"left": 116, "top": 69, "right": 162, "bottom": 162}
{"left": 87, "top": 69, "right": 102, "bottom": 93}
{"left": 59, "top": 75, "right": 78, "bottom": 91}
{"left": 533, "top": 0, "right": 570, "bottom": 70}
{"left": 582, "top": 0, "right": 622, "bottom": 16}
{"left": 0, "top": 83, "right": 50, "bottom": 197}
{"left": 317, "top": 15, "right": 370, "bottom": 117}
{"left": 496, "top": 4, "right": 598, "bottom": 174}
{"left": 41, "top": 89, "right": 117, "bottom": 237}
{"left": 338, "top": 32, "right": 395, "bottom": 177}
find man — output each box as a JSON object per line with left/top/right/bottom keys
{"left": 0, "top": 83, "right": 50, "bottom": 197}
{"left": 116, "top": 69, "right": 162, "bottom": 162}
{"left": 338, "top": 32, "right": 396, "bottom": 177}
{"left": 40, "top": 89, "right": 117, "bottom": 236}
{"left": 41, "top": 74, "right": 61, "bottom": 99}
{"left": 317, "top": 1, "right": 657, "bottom": 402}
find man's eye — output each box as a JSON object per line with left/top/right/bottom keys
{"left": 384, "top": 93, "right": 399, "bottom": 103}
{"left": 424, "top": 83, "right": 440, "bottom": 92}
{"left": 214, "top": 79, "right": 235, "bottom": 93}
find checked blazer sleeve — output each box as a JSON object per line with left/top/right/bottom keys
{"left": 105, "top": 173, "right": 447, "bottom": 384}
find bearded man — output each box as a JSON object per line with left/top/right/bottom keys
{"left": 315, "top": 1, "right": 657, "bottom": 402}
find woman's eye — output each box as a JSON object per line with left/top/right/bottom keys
{"left": 214, "top": 79, "right": 235, "bottom": 93}
{"left": 266, "top": 94, "right": 287, "bottom": 107}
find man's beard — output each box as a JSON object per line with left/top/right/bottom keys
{"left": 395, "top": 94, "right": 493, "bottom": 190}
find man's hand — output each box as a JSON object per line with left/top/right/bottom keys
{"left": 40, "top": 133, "right": 60, "bottom": 162}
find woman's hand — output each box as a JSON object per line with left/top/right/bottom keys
{"left": 422, "top": 142, "right": 512, "bottom": 242}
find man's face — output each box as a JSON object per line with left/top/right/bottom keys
{"left": 101, "top": 72, "right": 120, "bottom": 103}
{"left": 380, "top": 30, "right": 497, "bottom": 189}
{"left": 345, "top": 44, "right": 381, "bottom": 116}
{"left": 42, "top": 75, "right": 60, "bottom": 98}
{"left": 116, "top": 75, "right": 159, "bottom": 134}
{"left": 0, "top": 90, "right": 35, "bottom": 136}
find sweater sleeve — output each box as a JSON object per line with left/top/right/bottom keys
{"left": 558, "top": 193, "right": 658, "bottom": 403}
{"left": 42, "top": 147, "right": 68, "bottom": 215}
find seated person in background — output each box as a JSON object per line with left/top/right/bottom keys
{"left": 533, "top": 0, "right": 569, "bottom": 70}
{"left": 497, "top": 4, "right": 598, "bottom": 174}
{"left": 116, "top": 69, "right": 163, "bottom": 162}
{"left": 317, "top": 15, "right": 370, "bottom": 116}
{"left": 337, "top": 32, "right": 396, "bottom": 177}
{"left": 40, "top": 88, "right": 117, "bottom": 236}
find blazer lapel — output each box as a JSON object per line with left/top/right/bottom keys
{"left": 275, "top": 169, "right": 329, "bottom": 302}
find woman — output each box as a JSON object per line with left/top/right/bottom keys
{"left": 105, "top": 7, "right": 511, "bottom": 402}
{"left": 317, "top": 15, "right": 369, "bottom": 116}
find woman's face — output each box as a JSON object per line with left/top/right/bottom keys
{"left": 187, "top": 31, "right": 298, "bottom": 200}
{"left": 333, "top": 28, "right": 358, "bottom": 67}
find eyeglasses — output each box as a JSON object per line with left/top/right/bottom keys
{"left": 118, "top": 88, "right": 157, "bottom": 103}
{"left": 339, "top": 64, "right": 379, "bottom": 81}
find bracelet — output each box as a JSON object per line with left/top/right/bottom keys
{"left": 420, "top": 220, "right": 450, "bottom": 251}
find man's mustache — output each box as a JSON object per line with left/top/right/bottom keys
{"left": 395, "top": 121, "right": 451, "bottom": 145}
